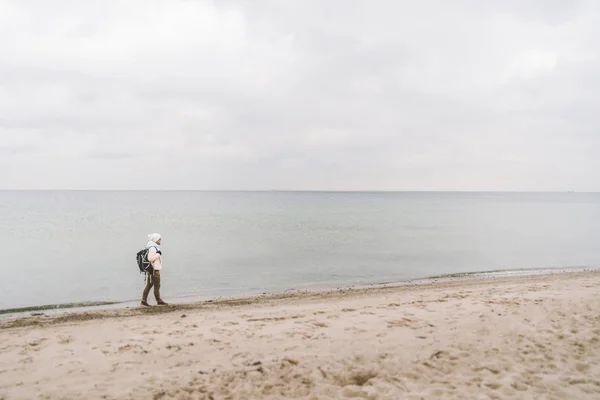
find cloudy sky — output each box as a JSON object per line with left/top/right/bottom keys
{"left": 1, "top": 0, "right": 599, "bottom": 190}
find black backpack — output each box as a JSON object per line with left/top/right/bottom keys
{"left": 136, "top": 248, "right": 154, "bottom": 275}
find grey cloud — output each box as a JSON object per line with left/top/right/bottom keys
{"left": 0, "top": 144, "right": 37, "bottom": 155}
{"left": 88, "top": 151, "right": 137, "bottom": 161}
{"left": 0, "top": 0, "right": 599, "bottom": 190}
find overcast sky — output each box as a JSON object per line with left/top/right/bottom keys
{"left": 1, "top": 0, "right": 599, "bottom": 190}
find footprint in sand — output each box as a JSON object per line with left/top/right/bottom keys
{"left": 210, "top": 327, "right": 233, "bottom": 336}
{"left": 344, "top": 327, "right": 367, "bottom": 334}
{"left": 165, "top": 344, "right": 182, "bottom": 352}
{"left": 58, "top": 336, "right": 73, "bottom": 345}
{"left": 231, "top": 352, "right": 251, "bottom": 367}
{"left": 387, "top": 318, "right": 416, "bottom": 328}
{"left": 28, "top": 338, "right": 48, "bottom": 349}
{"left": 117, "top": 344, "right": 145, "bottom": 354}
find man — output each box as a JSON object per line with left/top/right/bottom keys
{"left": 141, "top": 233, "right": 169, "bottom": 307}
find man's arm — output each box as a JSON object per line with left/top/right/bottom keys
{"left": 147, "top": 247, "right": 161, "bottom": 262}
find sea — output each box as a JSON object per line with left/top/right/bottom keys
{"left": 2, "top": 191, "right": 599, "bottom": 314}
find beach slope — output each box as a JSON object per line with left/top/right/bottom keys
{"left": 1, "top": 271, "right": 599, "bottom": 399}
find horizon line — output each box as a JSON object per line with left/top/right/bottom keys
{"left": 0, "top": 189, "right": 593, "bottom": 193}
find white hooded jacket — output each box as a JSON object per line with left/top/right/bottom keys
{"left": 146, "top": 233, "right": 162, "bottom": 271}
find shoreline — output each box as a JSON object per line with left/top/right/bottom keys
{"left": 1, "top": 265, "right": 596, "bottom": 320}
{"left": 2, "top": 267, "right": 597, "bottom": 329}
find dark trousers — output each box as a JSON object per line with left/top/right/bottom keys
{"left": 142, "top": 270, "right": 162, "bottom": 302}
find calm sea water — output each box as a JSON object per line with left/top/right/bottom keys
{"left": 2, "top": 191, "right": 600, "bottom": 311}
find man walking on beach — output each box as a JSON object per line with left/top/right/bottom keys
{"left": 141, "top": 233, "right": 169, "bottom": 307}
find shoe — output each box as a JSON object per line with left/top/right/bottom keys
{"left": 157, "top": 300, "right": 169, "bottom": 306}
{"left": 141, "top": 300, "right": 150, "bottom": 307}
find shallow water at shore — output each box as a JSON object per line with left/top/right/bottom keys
{"left": 3, "top": 191, "right": 600, "bottom": 311}
{"left": 1, "top": 266, "right": 595, "bottom": 319}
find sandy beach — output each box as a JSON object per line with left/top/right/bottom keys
{"left": 1, "top": 271, "right": 599, "bottom": 399}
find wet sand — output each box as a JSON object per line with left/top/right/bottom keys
{"left": 1, "top": 271, "right": 599, "bottom": 399}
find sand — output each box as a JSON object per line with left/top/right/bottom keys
{"left": 1, "top": 271, "right": 599, "bottom": 400}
